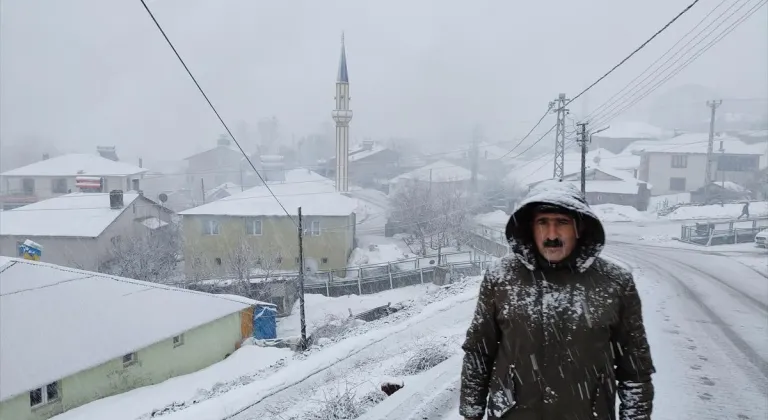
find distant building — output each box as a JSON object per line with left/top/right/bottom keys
{"left": 0, "top": 191, "right": 174, "bottom": 271}
{"left": 633, "top": 133, "right": 765, "bottom": 196}
{"left": 324, "top": 141, "right": 400, "bottom": 190}
{"left": 184, "top": 135, "right": 248, "bottom": 203}
{"left": 180, "top": 169, "right": 358, "bottom": 279}
{"left": 528, "top": 167, "right": 651, "bottom": 210}
{"left": 590, "top": 121, "right": 670, "bottom": 154}
{"left": 0, "top": 154, "right": 147, "bottom": 210}
{"left": 0, "top": 257, "right": 264, "bottom": 420}
{"left": 388, "top": 160, "right": 484, "bottom": 195}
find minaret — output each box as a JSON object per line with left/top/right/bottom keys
{"left": 332, "top": 33, "right": 353, "bottom": 192}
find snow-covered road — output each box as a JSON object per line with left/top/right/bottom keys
{"left": 376, "top": 242, "right": 768, "bottom": 420}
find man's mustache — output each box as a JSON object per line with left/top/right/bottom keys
{"left": 543, "top": 238, "right": 564, "bottom": 248}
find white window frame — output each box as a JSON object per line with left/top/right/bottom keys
{"left": 246, "top": 218, "right": 263, "bottom": 236}
{"left": 173, "top": 333, "right": 185, "bottom": 348}
{"left": 30, "top": 382, "right": 59, "bottom": 408}
{"left": 671, "top": 154, "right": 687, "bottom": 168}
{"left": 123, "top": 352, "right": 137, "bottom": 367}
{"left": 310, "top": 220, "right": 321, "bottom": 237}
{"left": 203, "top": 219, "right": 220, "bottom": 235}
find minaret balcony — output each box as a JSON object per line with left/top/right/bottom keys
{"left": 332, "top": 109, "right": 353, "bottom": 124}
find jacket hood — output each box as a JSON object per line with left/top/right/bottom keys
{"left": 505, "top": 180, "right": 605, "bottom": 272}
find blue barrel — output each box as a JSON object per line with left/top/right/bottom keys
{"left": 253, "top": 304, "right": 277, "bottom": 340}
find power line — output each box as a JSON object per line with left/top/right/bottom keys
{"left": 498, "top": 106, "right": 554, "bottom": 159}
{"left": 566, "top": 0, "right": 703, "bottom": 107}
{"left": 137, "top": 0, "right": 296, "bottom": 226}
{"left": 590, "top": 0, "right": 767, "bottom": 128}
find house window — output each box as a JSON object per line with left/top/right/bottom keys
{"left": 321, "top": 257, "right": 329, "bottom": 264}
{"left": 29, "top": 382, "right": 59, "bottom": 407}
{"left": 22, "top": 178, "right": 35, "bottom": 194}
{"left": 246, "top": 218, "right": 263, "bottom": 235}
{"left": 214, "top": 257, "right": 222, "bottom": 266}
{"left": 669, "top": 177, "right": 686, "bottom": 191}
{"left": 173, "top": 334, "right": 185, "bottom": 348}
{"left": 203, "top": 219, "right": 220, "bottom": 235}
{"left": 310, "top": 221, "right": 321, "bottom": 236}
{"left": 295, "top": 257, "right": 300, "bottom": 264}
{"left": 718, "top": 155, "right": 759, "bottom": 172}
{"left": 275, "top": 256, "right": 283, "bottom": 264}
{"left": 51, "top": 178, "right": 68, "bottom": 194}
{"left": 123, "top": 352, "right": 137, "bottom": 367}
{"left": 671, "top": 155, "right": 687, "bottom": 168}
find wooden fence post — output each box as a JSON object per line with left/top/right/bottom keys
{"left": 388, "top": 263, "right": 394, "bottom": 289}
{"left": 326, "top": 272, "right": 331, "bottom": 297}
{"left": 419, "top": 267, "right": 424, "bottom": 284}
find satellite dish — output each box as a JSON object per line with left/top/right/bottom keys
{"left": 158, "top": 193, "right": 168, "bottom": 203}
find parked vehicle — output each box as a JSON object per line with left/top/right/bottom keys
{"left": 755, "top": 228, "right": 768, "bottom": 248}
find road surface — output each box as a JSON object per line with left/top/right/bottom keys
{"left": 384, "top": 242, "right": 768, "bottom": 420}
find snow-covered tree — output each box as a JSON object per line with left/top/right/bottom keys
{"left": 389, "top": 180, "right": 472, "bottom": 256}
{"left": 101, "top": 224, "right": 181, "bottom": 283}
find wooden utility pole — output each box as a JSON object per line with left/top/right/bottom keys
{"left": 200, "top": 179, "right": 206, "bottom": 204}
{"left": 297, "top": 207, "right": 307, "bottom": 350}
{"left": 704, "top": 100, "right": 723, "bottom": 204}
{"left": 577, "top": 122, "right": 588, "bottom": 195}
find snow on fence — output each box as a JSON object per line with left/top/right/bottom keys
{"left": 679, "top": 217, "right": 768, "bottom": 246}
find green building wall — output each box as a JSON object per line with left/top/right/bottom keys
{"left": 0, "top": 312, "right": 243, "bottom": 420}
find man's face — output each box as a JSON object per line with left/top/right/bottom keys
{"left": 532, "top": 212, "right": 578, "bottom": 263}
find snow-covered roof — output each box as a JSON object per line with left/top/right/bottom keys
{"left": 205, "top": 182, "right": 242, "bottom": 200}
{"left": 0, "top": 192, "right": 141, "bottom": 237}
{"left": 0, "top": 154, "right": 148, "bottom": 177}
{"left": 349, "top": 145, "right": 391, "bottom": 162}
{"left": 538, "top": 167, "right": 649, "bottom": 195}
{"left": 0, "top": 258, "right": 253, "bottom": 402}
{"left": 596, "top": 151, "right": 641, "bottom": 170}
{"left": 505, "top": 149, "right": 612, "bottom": 187}
{"left": 183, "top": 145, "right": 245, "bottom": 161}
{"left": 626, "top": 133, "right": 762, "bottom": 155}
{"left": 180, "top": 169, "right": 357, "bottom": 217}
{"left": 594, "top": 121, "right": 669, "bottom": 139}
{"left": 389, "top": 160, "right": 485, "bottom": 183}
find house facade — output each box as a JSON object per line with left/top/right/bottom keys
{"left": 0, "top": 258, "right": 259, "bottom": 420}
{"left": 184, "top": 135, "right": 248, "bottom": 204}
{"left": 0, "top": 154, "right": 147, "bottom": 210}
{"left": 180, "top": 169, "right": 358, "bottom": 280}
{"left": 634, "top": 133, "right": 764, "bottom": 196}
{"left": 0, "top": 191, "right": 174, "bottom": 271}
{"left": 530, "top": 167, "right": 651, "bottom": 210}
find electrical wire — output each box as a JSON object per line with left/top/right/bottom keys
{"left": 498, "top": 105, "right": 554, "bottom": 159}
{"left": 138, "top": 0, "right": 297, "bottom": 225}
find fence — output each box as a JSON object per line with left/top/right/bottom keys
{"left": 679, "top": 218, "right": 768, "bottom": 246}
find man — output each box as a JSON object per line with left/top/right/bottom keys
{"left": 737, "top": 201, "right": 750, "bottom": 219}
{"left": 460, "top": 181, "right": 655, "bottom": 420}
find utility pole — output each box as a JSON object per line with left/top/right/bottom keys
{"left": 704, "top": 100, "right": 723, "bottom": 204}
{"left": 577, "top": 122, "right": 588, "bottom": 195}
{"left": 297, "top": 207, "right": 307, "bottom": 350}
{"left": 200, "top": 179, "right": 206, "bottom": 204}
{"left": 550, "top": 93, "right": 570, "bottom": 180}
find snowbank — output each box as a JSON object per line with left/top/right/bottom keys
{"left": 348, "top": 243, "right": 408, "bottom": 266}
{"left": 52, "top": 346, "right": 291, "bottom": 420}
{"left": 278, "top": 283, "right": 437, "bottom": 338}
{"left": 474, "top": 210, "right": 509, "bottom": 228}
{"left": 592, "top": 204, "right": 649, "bottom": 222}
{"left": 664, "top": 201, "right": 768, "bottom": 220}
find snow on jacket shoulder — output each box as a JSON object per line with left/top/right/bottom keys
{"left": 459, "top": 180, "right": 655, "bottom": 420}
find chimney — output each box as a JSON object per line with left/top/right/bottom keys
{"left": 97, "top": 146, "right": 119, "bottom": 161}
{"left": 42, "top": 153, "right": 50, "bottom": 161}
{"left": 217, "top": 134, "right": 232, "bottom": 147}
{"left": 138, "top": 157, "right": 143, "bottom": 168}
{"left": 362, "top": 140, "right": 374, "bottom": 151}
{"left": 109, "top": 190, "right": 124, "bottom": 209}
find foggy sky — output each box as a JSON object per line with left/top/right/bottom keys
{"left": 1, "top": 0, "right": 766, "bottom": 163}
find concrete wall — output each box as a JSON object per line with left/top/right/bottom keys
{"left": 0, "top": 312, "right": 243, "bottom": 420}
{"left": 182, "top": 214, "right": 356, "bottom": 279}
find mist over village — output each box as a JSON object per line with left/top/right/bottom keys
{"left": 0, "top": 1, "right": 766, "bottom": 420}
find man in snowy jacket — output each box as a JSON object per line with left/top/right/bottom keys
{"left": 460, "top": 181, "right": 655, "bottom": 420}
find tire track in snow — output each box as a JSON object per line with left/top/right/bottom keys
{"left": 621, "top": 244, "right": 768, "bottom": 313}
{"left": 607, "top": 246, "right": 768, "bottom": 419}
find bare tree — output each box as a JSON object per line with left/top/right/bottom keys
{"left": 389, "top": 180, "right": 472, "bottom": 257}
{"left": 101, "top": 224, "right": 182, "bottom": 283}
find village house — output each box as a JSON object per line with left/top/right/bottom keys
{"left": 180, "top": 169, "right": 358, "bottom": 280}
{"left": 632, "top": 133, "right": 766, "bottom": 196}
{"left": 528, "top": 166, "right": 652, "bottom": 210}
{"left": 590, "top": 121, "right": 670, "bottom": 154}
{"left": 323, "top": 140, "right": 400, "bottom": 190}
{"left": 0, "top": 191, "right": 174, "bottom": 271}
{"left": 0, "top": 257, "right": 265, "bottom": 420}
{"left": 0, "top": 153, "right": 147, "bottom": 210}
{"left": 388, "top": 159, "right": 485, "bottom": 195}
{"left": 184, "top": 135, "right": 248, "bottom": 203}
